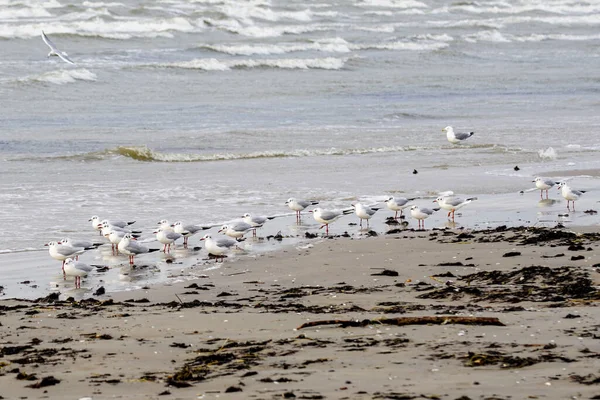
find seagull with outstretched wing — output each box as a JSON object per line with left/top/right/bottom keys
{"left": 41, "top": 31, "right": 75, "bottom": 65}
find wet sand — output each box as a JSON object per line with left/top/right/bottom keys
{"left": 1, "top": 226, "right": 599, "bottom": 399}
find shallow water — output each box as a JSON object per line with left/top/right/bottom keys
{"left": 1, "top": 0, "right": 599, "bottom": 298}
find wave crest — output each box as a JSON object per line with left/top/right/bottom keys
{"left": 157, "top": 57, "right": 347, "bottom": 71}
{"left": 16, "top": 68, "right": 97, "bottom": 85}
{"left": 111, "top": 145, "right": 417, "bottom": 162}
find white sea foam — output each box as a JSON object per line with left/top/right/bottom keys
{"left": 217, "top": 4, "right": 313, "bottom": 22}
{"left": 357, "top": 0, "right": 428, "bottom": 9}
{"left": 0, "top": 6, "right": 52, "bottom": 19}
{"left": 160, "top": 57, "right": 347, "bottom": 71}
{"left": 204, "top": 18, "right": 328, "bottom": 37}
{"left": 464, "top": 30, "right": 511, "bottom": 43}
{"left": 538, "top": 147, "right": 557, "bottom": 160}
{"left": 17, "top": 68, "right": 97, "bottom": 85}
{"left": 81, "top": 1, "right": 125, "bottom": 7}
{"left": 0, "top": 16, "right": 200, "bottom": 39}
{"left": 203, "top": 38, "right": 351, "bottom": 55}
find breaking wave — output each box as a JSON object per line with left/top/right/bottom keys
{"left": 58, "top": 145, "right": 420, "bottom": 163}
{"left": 15, "top": 68, "right": 97, "bottom": 85}
{"left": 155, "top": 57, "right": 347, "bottom": 71}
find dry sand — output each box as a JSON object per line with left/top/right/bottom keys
{"left": 1, "top": 226, "right": 599, "bottom": 400}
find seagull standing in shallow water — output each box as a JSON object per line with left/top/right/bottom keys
{"left": 434, "top": 196, "right": 477, "bottom": 222}
{"left": 385, "top": 197, "right": 414, "bottom": 219}
{"left": 286, "top": 198, "right": 319, "bottom": 222}
{"left": 41, "top": 31, "right": 75, "bottom": 65}
{"left": 63, "top": 259, "right": 94, "bottom": 289}
{"left": 443, "top": 126, "right": 474, "bottom": 144}
{"left": 557, "top": 181, "right": 586, "bottom": 210}
{"left": 352, "top": 203, "right": 379, "bottom": 228}
{"left": 533, "top": 177, "right": 557, "bottom": 199}
{"left": 410, "top": 205, "right": 439, "bottom": 230}
{"left": 200, "top": 234, "right": 237, "bottom": 262}
{"left": 309, "top": 207, "right": 350, "bottom": 235}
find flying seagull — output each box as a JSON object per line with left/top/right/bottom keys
{"left": 41, "top": 31, "right": 75, "bottom": 65}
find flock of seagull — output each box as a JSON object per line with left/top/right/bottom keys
{"left": 43, "top": 175, "right": 587, "bottom": 289}
{"left": 39, "top": 32, "right": 589, "bottom": 289}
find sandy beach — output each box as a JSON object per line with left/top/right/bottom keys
{"left": 1, "top": 226, "right": 599, "bottom": 400}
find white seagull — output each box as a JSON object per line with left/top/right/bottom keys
{"left": 309, "top": 207, "right": 350, "bottom": 235}
{"left": 172, "top": 221, "right": 208, "bottom": 248}
{"left": 154, "top": 228, "right": 182, "bottom": 253}
{"left": 410, "top": 205, "right": 439, "bottom": 230}
{"left": 533, "top": 177, "right": 557, "bottom": 199}
{"left": 352, "top": 203, "right": 379, "bottom": 228}
{"left": 41, "top": 31, "right": 75, "bottom": 65}
{"left": 63, "top": 258, "right": 94, "bottom": 289}
{"left": 118, "top": 233, "right": 158, "bottom": 265}
{"left": 385, "top": 197, "right": 414, "bottom": 219}
{"left": 434, "top": 195, "right": 477, "bottom": 221}
{"left": 104, "top": 230, "right": 128, "bottom": 254}
{"left": 443, "top": 126, "right": 474, "bottom": 144}
{"left": 285, "top": 198, "right": 319, "bottom": 221}
{"left": 200, "top": 233, "right": 237, "bottom": 262}
{"left": 219, "top": 221, "right": 254, "bottom": 241}
{"left": 557, "top": 181, "right": 586, "bottom": 210}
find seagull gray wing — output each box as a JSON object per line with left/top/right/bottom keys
{"left": 572, "top": 189, "right": 585, "bottom": 196}
{"left": 454, "top": 131, "right": 474, "bottom": 141}
{"left": 74, "top": 262, "right": 94, "bottom": 273}
{"left": 127, "top": 241, "right": 149, "bottom": 254}
{"left": 542, "top": 179, "right": 556, "bottom": 187}
{"left": 56, "top": 245, "right": 84, "bottom": 257}
{"left": 215, "top": 236, "right": 237, "bottom": 248}
{"left": 320, "top": 210, "right": 341, "bottom": 221}
{"left": 445, "top": 198, "right": 466, "bottom": 207}
{"left": 183, "top": 225, "right": 207, "bottom": 234}
{"left": 166, "top": 231, "right": 182, "bottom": 240}
{"left": 420, "top": 208, "right": 437, "bottom": 215}
{"left": 232, "top": 221, "right": 253, "bottom": 232}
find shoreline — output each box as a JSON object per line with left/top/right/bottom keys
{"left": 1, "top": 226, "right": 599, "bottom": 399}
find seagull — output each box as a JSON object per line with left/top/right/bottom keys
{"left": 385, "top": 197, "right": 414, "bottom": 219}
{"left": 63, "top": 258, "right": 94, "bottom": 289}
{"left": 434, "top": 196, "right": 477, "bottom": 221}
{"left": 242, "top": 213, "right": 274, "bottom": 237}
{"left": 172, "top": 221, "right": 208, "bottom": 248}
{"left": 533, "top": 177, "right": 557, "bottom": 199}
{"left": 285, "top": 198, "right": 319, "bottom": 222}
{"left": 45, "top": 241, "right": 86, "bottom": 278}
{"left": 41, "top": 31, "right": 75, "bottom": 65}
{"left": 410, "top": 205, "right": 439, "bottom": 230}
{"left": 154, "top": 228, "right": 182, "bottom": 253}
{"left": 200, "top": 233, "right": 237, "bottom": 262}
{"left": 118, "top": 233, "right": 159, "bottom": 265}
{"left": 218, "top": 221, "right": 254, "bottom": 241}
{"left": 104, "top": 230, "right": 128, "bottom": 254}
{"left": 309, "top": 207, "right": 350, "bottom": 236}
{"left": 443, "top": 126, "right": 474, "bottom": 144}
{"left": 352, "top": 203, "right": 379, "bottom": 228}
{"left": 557, "top": 181, "right": 586, "bottom": 210}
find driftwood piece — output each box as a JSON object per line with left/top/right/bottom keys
{"left": 297, "top": 316, "right": 505, "bottom": 330}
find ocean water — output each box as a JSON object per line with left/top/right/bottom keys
{"left": 1, "top": 0, "right": 599, "bottom": 298}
